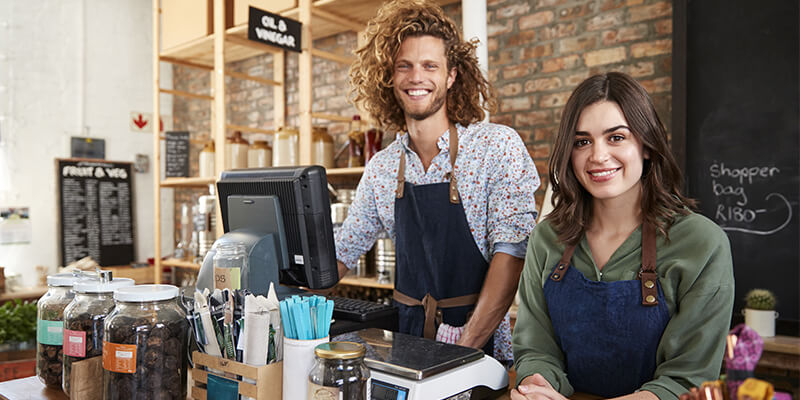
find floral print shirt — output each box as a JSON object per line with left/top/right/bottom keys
{"left": 335, "top": 122, "right": 540, "bottom": 268}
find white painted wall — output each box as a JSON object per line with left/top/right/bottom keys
{"left": 0, "top": 0, "right": 174, "bottom": 285}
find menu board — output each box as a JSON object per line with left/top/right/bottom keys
{"left": 58, "top": 159, "right": 135, "bottom": 267}
{"left": 165, "top": 131, "right": 190, "bottom": 177}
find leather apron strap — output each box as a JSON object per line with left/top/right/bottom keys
{"left": 396, "top": 123, "right": 460, "bottom": 204}
{"left": 550, "top": 222, "right": 660, "bottom": 306}
{"left": 393, "top": 290, "right": 479, "bottom": 339}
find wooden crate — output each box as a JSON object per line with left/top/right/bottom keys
{"left": 191, "top": 351, "right": 282, "bottom": 400}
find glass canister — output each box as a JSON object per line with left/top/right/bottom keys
{"left": 347, "top": 116, "right": 364, "bottom": 168}
{"left": 312, "top": 126, "right": 335, "bottom": 169}
{"left": 102, "top": 285, "right": 189, "bottom": 400}
{"left": 273, "top": 127, "right": 299, "bottom": 166}
{"left": 248, "top": 139, "right": 272, "bottom": 168}
{"left": 199, "top": 140, "right": 215, "bottom": 178}
{"left": 364, "top": 127, "right": 383, "bottom": 164}
{"left": 229, "top": 131, "right": 250, "bottom": 169}
{"left": 37, "top": 273, "right": 81, "bottom": 388}
{"left": 213, "top": 242, "right": 247, "bottom": 291}
{"left": 62, "top": 277, "right": 135, "bottom": 396}
{"left": 308, "top": 342, "right": 370, "bottom": 400}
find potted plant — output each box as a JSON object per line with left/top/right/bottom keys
{"left": 744, "top": 289, "right": 778, "bottom": 337}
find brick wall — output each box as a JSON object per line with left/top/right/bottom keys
{"left": 172, "top": 0, "right": 673, "bottom": 222}
{"left": 486, "top": 0, "right": 673, "bottom": 207}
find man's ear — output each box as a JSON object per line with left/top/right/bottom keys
{"left": 447, "top": 67, "right": 457, "bottom": 89}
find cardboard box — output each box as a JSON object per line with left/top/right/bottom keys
{"left": 234, "top": 0, "right": 296, "bottom": 26}
{"left": 161, "top": 0, "right": 234, "bottom": 50}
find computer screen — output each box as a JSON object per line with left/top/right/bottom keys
{"left": 216, "top": 166, "right": 338, "bottom": 290}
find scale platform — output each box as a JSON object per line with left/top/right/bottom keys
{"left": 333, "top": 328, "right": 509, "bottom": 399}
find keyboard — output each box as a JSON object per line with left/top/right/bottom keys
{"left": 329, "top": 296, "right": 397, "bottom": 323}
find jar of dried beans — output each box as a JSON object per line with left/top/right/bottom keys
{"left": 62, "top": 277, "right": 134, "bottom": 396}
{"left": 102, "top": 285, "right": 189, "bottom": 400}
{"left": 36, "top": 273, "right": 81, "bottom": 388}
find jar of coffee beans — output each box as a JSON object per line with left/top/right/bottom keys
{"left": 102, "top": 285, "right": 189, "bottom": 400}
{"left": 37, "top": 273, "right": 81, "bottom": 388}
{"left": 308, "top": 342, "right": 371, "bottom": 400}
{"left": 62, "top": 277, "right": 134, "bottom": 396}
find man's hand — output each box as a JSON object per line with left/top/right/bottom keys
{"left": 510, "top": 374, "right": 565, "bottom": 400}
{"left": 337, "top": 260, "right": 349, "bottom": 280}
{"left": 456, "top": 252, "right": 523, "bottom": 349}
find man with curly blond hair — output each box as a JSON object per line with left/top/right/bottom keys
{"left": 334, "top": 0, "right": 540, "bottom": 362}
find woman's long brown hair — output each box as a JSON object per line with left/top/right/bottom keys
{"left": 547, "top": 72, "right": 695, "bottom": 245}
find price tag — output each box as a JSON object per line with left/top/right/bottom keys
{"left": 214, "top": 267, "right": 241, "bottom": 290}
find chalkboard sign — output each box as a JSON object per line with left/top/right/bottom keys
{"left": 165, "top": 131, "right": 190, "bottom": 177}
{"left": 58, "top": 159, "right": 135, "bottom": 267}
{"left": 676, "top": 1, "right": 799, "bottom": 328}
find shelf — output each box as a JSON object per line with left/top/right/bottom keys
{"left": 160, "top": 177, "right": 215, "bottom": 187}
{"left": 0, "top": 287, "right": 47, "bottom": 303}
{"left": 158, "top": 0, "right": 458, "bottom": 66}
{"left": 162, "top": 258, "right": 202, "bottom": 269}
{"left": 338, "top": 275, "right": 393, "bottom": 289}
{"left": 326, "top": 167, "right": 365, "bottom": 176}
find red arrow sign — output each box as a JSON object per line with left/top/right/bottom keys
{"left": 133, "top": 114, "right": 148, "bottom": 129}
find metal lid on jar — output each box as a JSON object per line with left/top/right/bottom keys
{"left": 47, "top": 273, "right": 82, "bottom": 287}
{"left": 314, "top": 341, "right": 365, "bottom": 360}
{"left": 114, "top": 284, "right": 180, "bottom": 302}
{"left": 73, "top": 278, "right": 135, "bottom": 294}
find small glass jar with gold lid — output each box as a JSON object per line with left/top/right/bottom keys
{"left": 308, "top": 341, "right": 370, "bottom": 400}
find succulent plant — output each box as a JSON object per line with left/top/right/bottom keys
{"left": 745, "top": 289, "right": 777, "bottom": 310}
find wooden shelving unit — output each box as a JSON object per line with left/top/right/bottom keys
{"left": 151, "top": 0, "right": 456, "bottom": 286}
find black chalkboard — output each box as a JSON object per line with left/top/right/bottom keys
{"left": 165, "top": 131, "right": 190, "bottom": 177}
{"left": 676, "top": 1, "right": 799, "bottom": 329}
{"left": 58, "top": 159, "right": 135, "bottom": 267}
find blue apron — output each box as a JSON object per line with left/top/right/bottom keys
{"left": 392, "top": 124, "right": 494, "bottom": 356}
{"left": 543, "top": 222, "right": 670, "bottom": 398}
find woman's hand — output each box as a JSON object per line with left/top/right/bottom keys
{"left": 510, "top": 373, "right": 567, "bottom": 400}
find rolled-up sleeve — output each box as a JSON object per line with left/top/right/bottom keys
{"left": 334, "top": 171, "right": 384, "bottom": 270}
{"left": 486, "top": 129, "right": 540, "bottom": 254}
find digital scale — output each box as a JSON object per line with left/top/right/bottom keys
{"left": 334, "top": 328, "right": 509, "bottom": 400}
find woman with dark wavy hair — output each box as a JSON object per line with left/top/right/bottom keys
{"left": 335, "top": 0, "right": 540, "bottom": 363}
{"left": 512, "top": 72, "right": 734, "bottom": 400}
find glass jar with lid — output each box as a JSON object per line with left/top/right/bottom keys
{"left": 102, "top": 285, "right": 189, "bottom": 400}
{"left": 62, "top": 277, "right": 135, "bottom": 395}
{"left": 213, "top": 242, "right": 247, "bottom": 291}
{"left": 37, "top": 273, "right": 82, "bottom": 388}
{"left": 273, "top": 127, "right": 299, "bottom": 166}
{"left": 308, "top": 341, "right": 370, "bottom": 400}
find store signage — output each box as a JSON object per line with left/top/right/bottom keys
{"left": 247, "top": 6, "right": 301, "bottom": 53}
{"left": 165, "top": 131, "right": 190, "bottom": 178}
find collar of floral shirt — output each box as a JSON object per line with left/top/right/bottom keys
{"left": 396, "top": 123, "right": 462, "bottom": 155}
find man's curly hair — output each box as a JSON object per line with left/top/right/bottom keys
{"left": 349, "top": 0, "right": 497, "bottom": 132}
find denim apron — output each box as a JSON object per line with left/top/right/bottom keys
{"left": 392, "top": 124, "right": 494, "bottom": 356}
{"left": 543, "top": 222, "right": 670, "bottom": 397}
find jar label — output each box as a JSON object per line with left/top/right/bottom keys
{"left": 37, "top": 319, "right": 63, "bottom": 345}
{"left": 102, "top": 341, "right": 137, "bottom": 374}
{"left": 308, "top": 382, "right": 340, "bottom": 400}
{"left": 64, "top": 329, "right": 86, "bottom": 358}
{"left": 214, "top": 267, "right": 241, "bottom": 290}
